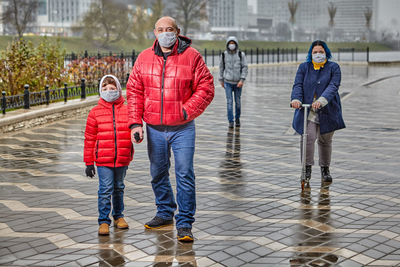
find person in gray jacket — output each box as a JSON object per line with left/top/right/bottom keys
{"left": 219, "top": 36, "right": 248, "bottom": 128}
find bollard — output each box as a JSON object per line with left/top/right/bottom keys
{"left": 126, "top": 73, "right": 130, "bottom": 84}
{"left": 64, "top": 83, "right": 68, "bottom": 102}
{"left": 2, "top": 91, "right": 6, "bottom": 115}
{"left": 81, "top": 79, "right": 86, "bottom": 99}
{"left": 366, "top": 47, "right": 369, "bottom": 62}
{"left": 250, "top": 49, "right": 253, "bottom": 64}
{"left": 45, "top": 85, "right": 50, "bottom": 105}
{"left": 84, "top": 50, "right": 88, "bottom": 58}
{"left": 23, "top": 84, "right": 30, "bottom": 109}
{"left": 204, "top": 48, "right": 207, "bottom": 65}
{"left": 97, "top": 51, "right": 101, "bottom": 59}
{"left": 295, "top": 47, "right": 298, "bottom": 62}
{"left": 212, "top": 49, "right": 214, "bottom": 67}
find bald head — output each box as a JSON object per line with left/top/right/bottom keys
{"left": 155, "top": 16, "right": 178, "bottom": 30}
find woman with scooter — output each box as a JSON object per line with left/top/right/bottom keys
{"left": 290, "top": 40, "right": 345, "bottom": 189}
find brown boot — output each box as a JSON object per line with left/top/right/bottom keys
{"left": 98, "top": 223, "right": 110, "bottom": 235}
{"left": 114, "top": 218, "right": 129, "bottom": 229}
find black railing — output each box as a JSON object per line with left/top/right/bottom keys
{"left": 1, "top": 79, "right": 107, "bottom": 115}
{"left": 201, "top": 47, "right": 299, "bottom": 67}
{"left": 2, "top": 46, "right": 369, "bottom": 115}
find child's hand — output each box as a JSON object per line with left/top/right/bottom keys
{"left": 85, "top": 165, "right": 96, "bottom": 178}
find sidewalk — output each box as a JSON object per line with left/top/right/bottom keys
{"left": 0, "top": 64, "right": 400, "bottom": 266}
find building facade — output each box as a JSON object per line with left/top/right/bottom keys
{"left": 257, "top": 0, "right": 376, "bottom": 41}
{"left": 207, "top": 0, "right": 249, "bottom": 39}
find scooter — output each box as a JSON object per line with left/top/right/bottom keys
{"left": 299, "top": 104, "right": 311, "bottom": 191}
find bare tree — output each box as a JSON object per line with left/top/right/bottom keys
{"left": 364, "top": 7, "right": 373, "bottom": 42}
{"left": 327, "top": 2, "right": 337, "bottom": 42}
{"left": 169, "top": 0, "right": 207, "bottom": 36}
{"left": 288, "top": 0, "right": 298, "bottom": 42}
{"left": 82, "top": 0, "right": 131, "bottom": 46}
{"left": 1, "top": 0, "right": 38, "bottom": 38}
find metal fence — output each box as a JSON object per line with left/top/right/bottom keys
{"left": 1, "top": 79, "right": 106, "bottom": 115}
{"left": 1, "top": 46, "right": 369, "bottom": 115}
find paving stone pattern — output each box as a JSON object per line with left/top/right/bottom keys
{"left": 0, "top": 64, "right": 400, "bottom": 266}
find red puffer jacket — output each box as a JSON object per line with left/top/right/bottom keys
{"left": 84, "top": 96, "right": 133, "bottom": 167}
{"left": 126, "top": 35, "right": 214, "bottom": 127}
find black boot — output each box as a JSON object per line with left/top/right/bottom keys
{"left": 321, "top": 166, "right": 332, "bottom": 183}
{"left": 305, "top": 165, "right": 312, "bottom": 181}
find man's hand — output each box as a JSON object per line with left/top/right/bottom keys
{"left": 131, "top": 126, "right": 143, "bottom": 144}
{"left": 290, "top": 100, "right": 301, "bottom": 109}
{"left": 220, "top": 81, "right": 225, "bottom": 88}
{"left": 237, "top": 80, "right": 244, "bottom": 88}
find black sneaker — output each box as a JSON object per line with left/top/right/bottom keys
{"left": 177, "top": 227, "right": 194, "bottom": 242}
{"left": 235, "top": 118, "right": 240, "bottom": 127}
{"left": 144, "top": 216, "right": 173, "bottom": 229}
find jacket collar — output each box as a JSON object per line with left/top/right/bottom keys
{"left": 153, "top": 35, "right": 192, "bottom": 57}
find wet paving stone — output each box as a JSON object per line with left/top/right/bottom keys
{"left": 1, "top": 64, "right": 400, "bottom": 266}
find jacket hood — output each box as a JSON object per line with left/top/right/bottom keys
{"left": 226, "top": 36, "right": 239, "bottom": 49}
{"left": 99, "top": 74, "right": 122, "bottom": 93}
{"left": 153, "top": 35, "right": 192, "bottom": 56}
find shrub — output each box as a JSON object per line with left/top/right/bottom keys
{"left": 0, "top": 38, "right": 67, "bottom": 95}
{"left": 67, "top": 56, "right": 128, "bottom": 86}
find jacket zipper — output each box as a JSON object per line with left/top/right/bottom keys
{"left": 160, "top": 57, "right": 167, "bottom": 125}
{"left": 95, "top": 140, "right": 99, "bottom": 159}
{"left": 112, "top": 104, "right": 117, "bottom": 167}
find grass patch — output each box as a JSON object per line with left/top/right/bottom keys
{"left": 0, "top": 36, "right": 391, "bottom": 55}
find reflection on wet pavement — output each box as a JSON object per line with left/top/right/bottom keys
{"left": 1, "top": 64, "right": 400, "bottom": 266}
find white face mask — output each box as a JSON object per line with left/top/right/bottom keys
{"left": 100, "top": 90, "right": 120, "bottom": 102}
{"left": 228, "top": 43, "right": 236, "bottom": 51}
{"left": 157, "top": 32, "right": 177, "bottom": 48}
{"left": 312, "top": 53, "right": 326, "bottom": 63}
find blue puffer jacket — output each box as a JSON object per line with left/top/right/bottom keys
{"left": 291, "top": 61, "right": 345, "bottom": 135}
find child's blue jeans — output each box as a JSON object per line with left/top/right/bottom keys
{"left": 97, "top": 166, "right": 128, "bottom": 225}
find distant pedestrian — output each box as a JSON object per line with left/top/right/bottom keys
{"left": 126, "top": 16, "right": 214, "bottom": 242}
{"left": 219, "top": 36, "right": 248, "bottom": 128}
{"left": 290, "top": 40, "right": 345, "bottom": 184}
{"left": 84, "top": 74, "right": 133, "bottom": 235}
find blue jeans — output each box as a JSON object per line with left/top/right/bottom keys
{"left": 146, "top": 121, "right": 196, "bottom": 229}
{"left": 97, "top": 166, "right": 128, "bottom": 225}
{"left": 224, "top": 82, "right": 242, "bottom": 122}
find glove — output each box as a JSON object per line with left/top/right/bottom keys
{"left": 85, "top": 165, "right": 96, "bottom": 178}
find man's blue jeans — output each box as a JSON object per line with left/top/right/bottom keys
{"left": 146, "top": 121, "right": 196, "bottom": 229}
{"left": 97, "top": 166, "right": 128, "bottom": 225}
{"left": 224, "top": 82, "right": 242, "bottom": 122}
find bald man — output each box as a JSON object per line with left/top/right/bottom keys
{"left": 126, "top": 16, "right": 214, "bottom": 242}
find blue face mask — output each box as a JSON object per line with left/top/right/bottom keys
{"left": 312, "top": 53, "right": 326, "bottom": 63}
{"left": 100, "top": 90, "right": 120, "bottom": 102}
{"left": 157, "top": 32, "right": 177, "bottom": 48}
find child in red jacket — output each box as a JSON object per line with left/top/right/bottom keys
{"left": 84, "top": 74, "right": 133, "bottom": 235}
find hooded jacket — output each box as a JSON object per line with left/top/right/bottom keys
{"left": 219, "top": 36, "right": 248, "bottom": 84}
{"left": 126, "top": 35, "right": 214, "bottom": 127}
{"left": 84, "top": 75, "right": 133, "bottom": 167}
